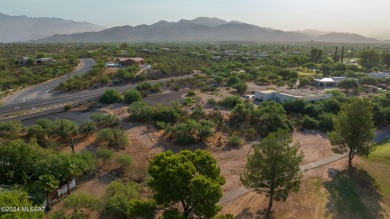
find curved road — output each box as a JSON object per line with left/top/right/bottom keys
{"left": 4, "top": 58, "right": 96, "bottom": 104}
{"left": 0, "top": 66, "right": 193, "bottom": 117}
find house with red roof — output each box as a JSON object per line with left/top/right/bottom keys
{"left": 115, "top": 57, "right": 144, "bottom": 66}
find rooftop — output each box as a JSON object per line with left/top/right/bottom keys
{"left": 116, "top": 57, "right": 144, "bottom": 62}
{"left": 257, "top": 89, "right": 331, "bottom": 99}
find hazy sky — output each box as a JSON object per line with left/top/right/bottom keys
{"left": 2, "top": 0, "right": 389, "bottom": 35}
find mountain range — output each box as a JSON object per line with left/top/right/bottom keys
{"left": 0, "top": 13, "right": 386, "bottom": 43}
{"left": 0, "top": 13, "right": 105, "bottom": 42}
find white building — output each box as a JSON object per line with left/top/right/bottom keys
{"left": 254, "top": 90, "right": 331, "bottom": 103}
{"left": 314, "top": 77, "right": 346, "bottom": 87}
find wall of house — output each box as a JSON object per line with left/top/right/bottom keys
{"left": 274, "top": 93, "right": 297, "bottom": 102}
{"left": 254, "top": 91, "right": 275, "bottom": 101}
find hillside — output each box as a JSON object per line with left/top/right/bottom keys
{"left": 314, "top": 32, "right": 380, "bottom": 43}
{"left": 32, "top": 17, "right": 311, "bottom": 43}
{"left": 0, "top": 13, "right": 105, "bottom": 42}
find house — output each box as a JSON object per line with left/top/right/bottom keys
{"left": 314, "top": 77, "right": 346, "bottom": 87}
{"left": 17, "top": 56, "right": 31, "bottom": 65}
{"left": 254, "top": 90, "right": 331, "bottom": 103}
{"left": 370, "top": 72, "right": 390, "bottom": 79}
{"left": 35, "top": 58, "right": 53, "bottom": 64}
{"left": 115, "top": 57, "right": 144, "bottom": 66}
{"left": 137, "top": 48, "right": 149, "bottom": 54}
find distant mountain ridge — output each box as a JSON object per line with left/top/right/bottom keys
{"left": 33, "top": 18, "right": 312, "bottom": 43}
{"left": 0, "top": 13, "right": 105, "bottom": 42}
{"left": 2, "top": 15, "right": 383, "bottom": 43}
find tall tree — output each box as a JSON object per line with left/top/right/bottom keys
{"left": 337, "top": 79, "right": 359, "bottom": 93}
{"left": 241, "top": 131, "right": 303, "bottom": 218}
{"left": 62, "top": 158, "right": 81, "bottom": 195}
{"left": 329, "top": 98, "right": 375, "bottom": 174}
{"left": 340, "top": 46, "right": 345, "bottom": 63}
{"left": 291, "top": 56, "right": 305, "bottom": 70}
{"left": 310, "top": 48, "right": 323, "bottom": 64}
{"left": 148, "top": 149, "right": 225, "bottom": 218}
{"left": 37, "top": 174, "right": 59, "bottom": 211}
{"left": 359, "top": 50, "right": 381, "bottom": 72}
{"left": 382, "top": 53, "right": 390, "bottom": 72}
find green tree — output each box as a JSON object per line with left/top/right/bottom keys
{"left": 232, "top": 82, "right": 248, "bottom": 93}
{"left": 168, "top": 119, "right": 199, "bottom": 145}
{"left": 221, "top": 95, "right": 243, "bottom": 109}
{"left": 254, "top": 101, "right": 292, "bottom": 136}
{"left": 100, "top": 89, "right": 123, "bottom": 104}
{"left": 0, "top": 140, "right": 47, "bottom": 185}
{"left": 148, "top": 149, "right": 225, "bottom": 218}
{"left": 63, "top": 192, "right": 103, "bottom": 216}
{"left": 91, "top": 113, "right": 120, "bottom": 127}
{"left": 37, "top": 174, "right": 59, "bottom": 211}
{"left": 320, "top": 64, "right": 332, "bottom": 77}
{"left": 97, "top": 128, "right": 128, "bottom": 149}
{"left": 241, "top": 131, "right": 303, "bottom": 218}
{"left": 27, "top": 124, "right": 48, "bottom": 145}
{"left": 359, "top": 50, "right": 381, "bottom": 72}
{"left": 226, "top": 76, "right": 241, "bottom": 86}
{"left": 50, "top": 119, "right": 78, "bottom": 140}
{"left": 105, "top": 181, "right": 156, "bottom": 219}
{"left": 128, "top": 101, "right": 153, "bottom": 122}
{"left": 0, "top": 120, "right": 24, "bottom": 141}
{"left": 0, "top": 190, "right": 44, "bottom": 219}
{"left": 79, "top": 121, "right": 98, "bottom": 136}
{"left": 291, "top": 56, "right": 305, "bottom": 70}
{"left": 123, "top": 89, "right": 142, "bottom": 104}
{"left": 299, "top": 77, "right": 310, "bottom": 87}
{"left": 382, "top": 53, "right": 390, "bottom": 72}
{"left": 96, "top": 148, "right": 113, "bottom": 165}
{"left": 360, "top": 76, "right": 378, "bottom": 87}
{"left": 337, "top": 79, "right": 359, "bottom": 93}
{"left": 63, "top": 158, "right": 81, "bottom": 195}
{"left": 310, "top": 48, "right": 323, "bottom": 64}
{"left": 117, "top": 154, "right": 134, "bottom": 176}
{"left": 329, "top": 98, "right": 375, "bottom": 174}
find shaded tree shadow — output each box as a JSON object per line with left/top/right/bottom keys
{"left": 323, "top": 168, "right": 387, "bottom": 219}
{"left": 235, "top": 208, "right": 274, "bottom": 219}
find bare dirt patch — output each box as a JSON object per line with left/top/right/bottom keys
{"left": 292, "top": 130, "right": 334, "bottom": 164}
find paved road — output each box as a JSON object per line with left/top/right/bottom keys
{"left": 0, "top": 74, "right": 193, "bottom": 118}
{"left": 4, "top": 58, "right": 96, "bottom": 104}
{"left": 218, "top": 127, "right": 390, "bottom": 205}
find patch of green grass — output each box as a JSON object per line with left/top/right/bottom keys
{"left": 297, "top": 71, "right": 318, "bottom": 77}
{"left": 368, "top": 140, "right": 390, "bottom": 165}
{"left": 362, "top": 140, "right": 390, "bottom": 196}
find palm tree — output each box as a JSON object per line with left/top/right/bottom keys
{"left": 63, "top": 159, "right": 81, "bottom": 195}
{"left": 38, "top": 174, "right": 59, "bottom": 211}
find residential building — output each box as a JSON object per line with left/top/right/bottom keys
{"left": 254, "top": 89, "right": 331, "bottom": 103}
{"left": 115, "top": 57, "right": 144, "bottom": 66}
{"left": 35, "top": 58, "right": 53, "bottom": 64}
{"left": 314, "top": 77, "right": 346, "bottom": 87}
{"left": 370, "top": 72, "right": 390, "bottom": 79}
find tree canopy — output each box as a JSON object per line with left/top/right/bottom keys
{"left": 148, "top": 149, "right": 225, "bottom": 218}
{"left": 329, "top": 98, "right": 375, "bottom": 174}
